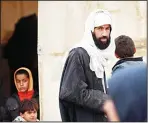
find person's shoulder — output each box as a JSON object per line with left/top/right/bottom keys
{"left": 6, "top": 94, "right": 17, "bottom": 102}
{"left": 112, "top": 57, "right": 145, "bottom": 74}
{"left": 112, "top": 63, "right": 146, "bottom": 79}
{"left": 5, "top": 94, "right": 19, "bottom": 110}
{"left": 70, "top": 47, "right": 87, "bottom": 54}
{"left": 32, "top": 91, "right": 39, "bottom": 101}
{"left": 13, "top": 116, "right": 26, "bottom": 122}
{"left": 69, "top": 47, "right": 88, "bottom": 58}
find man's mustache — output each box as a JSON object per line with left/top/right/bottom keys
{"left": 100, "top": 36, "right": 108, "bottom": 40}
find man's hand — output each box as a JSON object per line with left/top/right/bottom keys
{"left": 103, "top": 100, "right": 120, "bottom": 121}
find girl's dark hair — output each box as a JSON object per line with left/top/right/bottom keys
{"left": 15, "top": 69, "right": 29, "bottom": 78}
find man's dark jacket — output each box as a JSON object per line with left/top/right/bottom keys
{"left": 59, "top": 47, "right": 110, "bottom": 122}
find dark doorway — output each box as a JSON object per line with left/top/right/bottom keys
{"left": 3, "top": 13, "right": 39, "bottom": 94}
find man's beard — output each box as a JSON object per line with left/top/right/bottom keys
{"left": 91, "top": 31, "right": 111, "bottom": 50}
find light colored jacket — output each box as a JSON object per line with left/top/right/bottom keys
{"left": 13, "top": 116, "right": 26, "bottom": 122}
{"left": 13, "top": 116, "right": 39, "bottom": 122}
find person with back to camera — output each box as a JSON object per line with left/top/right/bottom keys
{"left": 112, "top": 35, "right": 144, "bottom": 74}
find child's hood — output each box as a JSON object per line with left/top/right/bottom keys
{"left": 14, "top": 67, "right": 33, "bottom": 92}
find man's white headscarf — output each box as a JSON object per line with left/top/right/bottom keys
{"left": 63, "top": 9, "right": 112, "bottom": 80}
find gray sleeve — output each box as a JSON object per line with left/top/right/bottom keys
{"left": 5, "top": 97, "right": 19, "bottom": 121}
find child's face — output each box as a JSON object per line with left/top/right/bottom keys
{"left": 16, "top": 74, "right": 29, "bottom": 92}
{"left": 20, "top": 110, "right": 37, "bottom": 121}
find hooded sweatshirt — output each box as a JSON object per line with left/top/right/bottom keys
{"left": 14, "top": 67, "right": 34, "bottom": 101}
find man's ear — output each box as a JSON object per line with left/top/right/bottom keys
{"left": 115, "top": 52, "right": 119, "bottom": 58}
{"left": 134, "top": 48, "right": 136, "bottom": 53}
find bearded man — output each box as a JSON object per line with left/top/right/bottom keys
{"left": 59, "top": 9, "right": 118, "bottom": 122}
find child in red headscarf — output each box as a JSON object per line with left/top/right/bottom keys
{"left": 5, "top": 67, "right": 39, "bottom": 121}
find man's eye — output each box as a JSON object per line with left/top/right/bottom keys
{"left": 106, "top": 27, "right": 110, "bottom": 30}
{"left": 96, "top": 27, "right": 103, "bottom": 30}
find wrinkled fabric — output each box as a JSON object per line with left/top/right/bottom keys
{"left": 108, "top": 64, "right": 147, "bottom": 121}
{"left": 59, "top": 47, "right": 110, "bottom": 122}
{"left": 59, "top": 9, "right": 112, "bottom": 122}
{"left": 112, "top": 57, "right": 144, "bottom": 74}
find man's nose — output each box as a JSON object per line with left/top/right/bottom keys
{"left": 102, "top": 29, "right": 107, "bottom": 36}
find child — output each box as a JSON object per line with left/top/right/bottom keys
{"left": 13, "top": 99, "right": 39, "bottom": 122}
{"left": 112, "top": 35, "right": 144, "bottom": 74}
{"left": 5, "top": 67, "right": 39, "bottom": 121}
